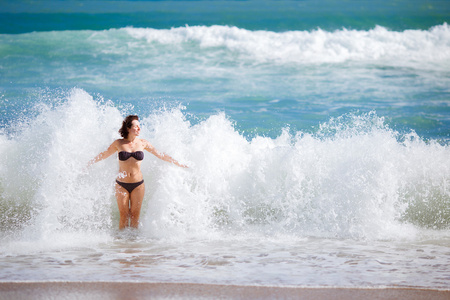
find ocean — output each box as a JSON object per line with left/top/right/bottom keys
{"left": 0, "top": 0, "right": 449, "bottom": 290}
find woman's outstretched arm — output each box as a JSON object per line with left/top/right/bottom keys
{"left": 87, "top": 140, "right": 119, "bottom": 167}
{"left": 143, "top": 139, "right": 188, "bottom": 168}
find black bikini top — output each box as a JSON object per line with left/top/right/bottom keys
{"left": 118, "top": 151, "right": 144, "bottom": 161}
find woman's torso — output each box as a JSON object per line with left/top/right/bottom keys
{"left": 116, "top": 138, "right": 145, "bottom": 183}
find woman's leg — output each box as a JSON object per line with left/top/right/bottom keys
{"left": 129, "top": 182, "right": 145, "bottom": 228}
{"left": 115, "top": 183, "right": 130, "bottom": 229}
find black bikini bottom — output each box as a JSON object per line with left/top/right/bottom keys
{"left": 116, "top": 180, "right": 144, "bottom": 194}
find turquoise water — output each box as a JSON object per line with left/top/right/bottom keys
{"left": 1, "top": 0, "right": 449, "bottom": 33}
{"left": 1, "top": 24, "right": 449, "bottom": 140}
{"left": 0, "top": 0, "right": 449, "bottom": 289}
{"left": 1, "top": 1, "right": 449, "bottom": 140}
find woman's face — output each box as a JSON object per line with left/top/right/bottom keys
{"left": 129, "top": 120, "right": 141, "bottom": 137}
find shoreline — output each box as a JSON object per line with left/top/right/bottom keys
{"left": 1, "top": 282, "right": 449, "bottom": 300}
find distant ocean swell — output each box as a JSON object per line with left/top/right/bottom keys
{"left": 0, "top": 89, "right": 448, "bottom": 242}
{"left": 2, "top": 24, "right": 449, "bottom": 140}
{"left": 123, "top": 23, "right": 450, "bottom": 66}
{"left": 0, "top": 23, "right": 450, "bottom": 70}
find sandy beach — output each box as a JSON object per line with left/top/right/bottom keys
{"left": 0, "top": 282, "right": 448, "bottom": 300}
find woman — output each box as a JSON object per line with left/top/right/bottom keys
{"left": 88, "top": 115, "right": 188, "bottom": 229}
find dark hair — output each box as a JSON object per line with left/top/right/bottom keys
{"left": 119, "top": 115, "right": 139, "bottom": 139}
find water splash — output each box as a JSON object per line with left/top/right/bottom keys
{"left": 0, "top": 89, "right": 448, "bottom": 246}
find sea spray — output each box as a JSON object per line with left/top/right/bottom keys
{"left": 0, "top": 89, "right": 122, "bottom": 243}
{"left": 1, "top": 90, "right": 449, "bottom": 244}
{"left": 140, "top": 108, "right": 449, "bottom": 240}
{"left": 30, "top": 90, "right": 120, "bottom": 236}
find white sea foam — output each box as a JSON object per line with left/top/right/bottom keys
{"left": 123, "top": 23, "right": 450, "bottom": 68}
{"left": 1, "top": 89, "right": 448, "bottom": 247}
{"left": 141, "top": 110, "right": 449, "bottom": 241}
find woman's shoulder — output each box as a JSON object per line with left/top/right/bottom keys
{"left": 139, "top": 138, "right": 154, "bottom": 150}
{"left": 113, "top": 138, "right": 125, "bottom": 145}
{"left": 111, "top": 139, "right": 126, "bottom": 149}
{"left": 139, "top": 138, "right": 150, "bottom": 146}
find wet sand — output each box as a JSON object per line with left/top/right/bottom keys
{"left": 0, "top": 282, "right": 449, "bottom": 300}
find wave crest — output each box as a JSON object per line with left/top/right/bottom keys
{"left": 123, "top": 23, "right": 450, "bottom": 67}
